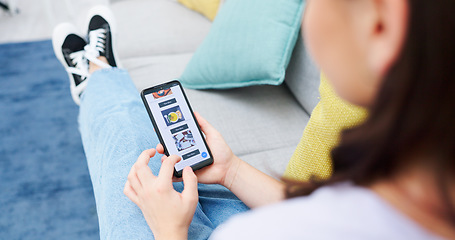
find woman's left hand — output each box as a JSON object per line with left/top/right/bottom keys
{"left": 123, "top": 149, "right": 198, "bottom": 240}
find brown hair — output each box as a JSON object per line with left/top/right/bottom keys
{"left": 286, "top": 0, "right": 455, "bottom": 222}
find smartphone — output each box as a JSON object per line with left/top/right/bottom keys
{"left": 141, "top": 80, "right": 213, "bottom": 177}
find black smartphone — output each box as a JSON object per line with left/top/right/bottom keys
{"left": 141, "top": 80, "right": 214, "bottom": 178}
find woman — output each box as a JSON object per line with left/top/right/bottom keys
{"left": 124, "top": 0, "right": 455, "bottom": 239}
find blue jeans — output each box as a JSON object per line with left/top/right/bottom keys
{"left": 79, "top": 68, "right": 249, "bottom": 239}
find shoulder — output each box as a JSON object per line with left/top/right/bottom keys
{"left": 210, "top": 183, "right": 440, "bottom": 240}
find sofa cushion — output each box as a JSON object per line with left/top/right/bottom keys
{"left": 112, "top": 0, "right": 212, "bottom": 60}
{"left": 284, "top": 33, "right": 321, "bottom": 114}
{"left": 179, "top": 0, "right": 305, "bottom": 89}
{"left": 177, "top": 0, "right": 221, "bottom": 21}
{"left": 284, "top": 74, "right": 367, "bottom": 181}
{"left": 122, "top": 53, "right": 194, "bottom": 91}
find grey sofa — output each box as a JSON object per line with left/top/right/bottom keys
{"left": 110, "top": 0, "right": 320, "bottom": 177}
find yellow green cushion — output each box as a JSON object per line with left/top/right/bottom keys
{"left": 284, "top": 73, "right": 367, "bottom": 181}
{"left": 178, "top": 0, "right": 221, "bottom": 21}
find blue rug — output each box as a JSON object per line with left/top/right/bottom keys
{"left": 0, "top": 40, "right": 99, "bottom": 239}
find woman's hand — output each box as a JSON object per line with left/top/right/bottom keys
{"left": 123, "top": 149, "right": 198, "bottom": 240}
{"left": 156, "top": 112, "right": 241, "bottom": 188}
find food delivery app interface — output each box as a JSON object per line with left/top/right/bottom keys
{"left": 144, "top": 83, "right": 211, "bottom": 172}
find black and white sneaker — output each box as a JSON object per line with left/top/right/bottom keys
{"left": 52, "top": 23, "right": 89, "bottom": 105}
{"left": 84, "top": 5, "right": 120, "bottom": 69}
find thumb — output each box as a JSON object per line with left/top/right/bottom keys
{"left": 182, "top": 167, "right": 198, "bottom": 204}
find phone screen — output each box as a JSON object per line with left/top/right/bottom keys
{"left": 141, "top": 80, "right": 213, "bottom": 176}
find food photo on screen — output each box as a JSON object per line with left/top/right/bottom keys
{"left": 161, "top": 106, "right": 185, "bottom": 126}
{"left": 173, "top": 130, "right": 196, "bottom": 151}
{"left": 152, "top": 87, "right": 173, "bottom": 99}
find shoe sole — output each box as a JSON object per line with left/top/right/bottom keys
{"left": 85, "top": 5, "right": 122, "bottom": 68}
{"left": 52, "top": 23, "right": 87, "bottom": 105}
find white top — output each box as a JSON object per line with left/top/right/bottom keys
{"left": 210, "top": 183, "right": 442, "bottom": 240}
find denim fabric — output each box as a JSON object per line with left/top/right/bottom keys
{"left": 78, "top": 68, "right": 249, "bottom": 239}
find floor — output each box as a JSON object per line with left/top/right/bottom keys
{"left": 0, "top": 1, "right": 113, "bottom": 238}
{"left": 0, "top": 0, "right": 109, "bottom": 44}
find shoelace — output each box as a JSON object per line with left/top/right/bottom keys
{"left": 67, "top": 50, "right": 90, "bottom": 81}
{"left": 84, "top": 28, "right": 112, "bottom": 69}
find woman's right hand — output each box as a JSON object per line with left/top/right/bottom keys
{"left": 156, "top": 112, "right": 241, "bottom": 188}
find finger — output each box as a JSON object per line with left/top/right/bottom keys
{"left": 123, "top": 181, "right": 140, "bottom": 205}
{"left": 156, "top": 144, "right": 165, "bottom": 154}
{"left": 157, "top": 155, "right": 181, "bottom": 186}
{"left": 136, "top": 164, "right": 156, "bottom": 187}
{"left": 194, "top": 112, "right": 217, "bottom": 137}
{"left": 127, "top": 169, "right": 142, "bottom": 193}
{"left": 161, "top": 155, "right": 166, "bottom": 163}
{"left": 133, "top": 149, "right": 156, "bottom": 186}
{"left": 182, "top": 167, "right": 199, "bottom": 204}
{"left": 136, "top": 149, "right": 156, "bottom": 167}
